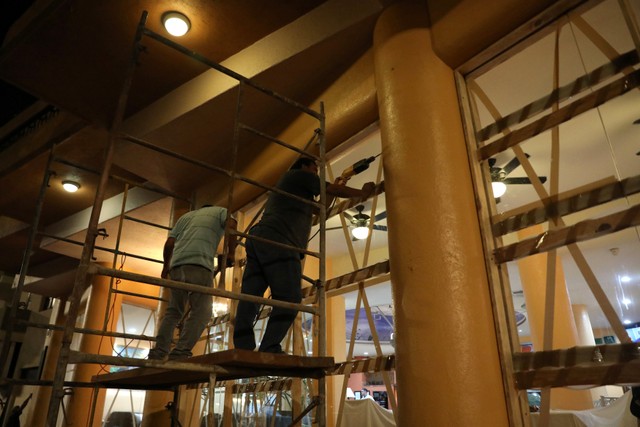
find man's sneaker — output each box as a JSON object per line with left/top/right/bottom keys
{"left": 147, "top": 349, "right": 167, "bottom": 361}
{"left": 168, "top": 351, "right": 191, "bottom": 361}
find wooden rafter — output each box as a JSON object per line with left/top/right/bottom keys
{"left": 302, "top": 260, "right": 390, "bottom": 298}
{"left": 492, "top": 175, "right": 640, "bottom": 236}
{"left": 494, "top": 203, "right": 640, "bottom": 263}
{"left": 477, "top": 49, "right": 639, "bottom": 142}
{"left": 513, "top": 344, "right": 640, "bottom": 389}
{"left": 477, "top": 68, "right": 640, "bottom": 160}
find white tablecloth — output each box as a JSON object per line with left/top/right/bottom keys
{"left": 341, "top": 398, "right": 396, "bottom": 427}
{"left": 530, "top": 391, "right": 638, "bottom": 427}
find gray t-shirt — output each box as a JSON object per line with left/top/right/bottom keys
{"left": 257, "top": 169, "right": 320, "bottom": 249}
{"left": 169, "top": 206, "right": 228, "bottom": 271}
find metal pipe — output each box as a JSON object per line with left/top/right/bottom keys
{"left": 0, "top": 146, "right": 56, "bottom": 426}
{"left": 45, "top": 10, "right": 150, "bottom": 426}
{"left": 124, "top": 214, "right": 172, "bottom": 231}
{"left": 119, "top": 132, "right": 323, "bottom": 209}
{"left": 140, "top": 27, "right": 321, "bottom": 119}
{"left": 316, "top": 102, "right": 327, "bottom": 427}
{"left": 234, "top": 230, "right": 320, "bottom": 258}
{"left": 238, "top": 124, "right": 321, "bottom": 160}
{"left": 92, "top": 264, "right": 319, "bottom": 315}
{"left": 17, "top": 320, "right": 156, "bottom": 341}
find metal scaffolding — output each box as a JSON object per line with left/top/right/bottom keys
{"left": 0, "top": 10, "right": 330, "bottom": 427}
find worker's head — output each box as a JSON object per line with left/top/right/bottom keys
{"left": 290, "top": 157, "right": 318, "bottom": 174}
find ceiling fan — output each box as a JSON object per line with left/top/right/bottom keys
{"left": 328, "top": 204, "right": 387, "bottom": 240}
{"left": 489, "top": 153, "right": 547, "bottom": 199}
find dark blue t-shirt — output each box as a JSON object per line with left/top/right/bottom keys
{"left": 257, "top": 169, "right": 320, "bottom": 249}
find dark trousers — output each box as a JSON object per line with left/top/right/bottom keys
{"left": 233, "top": 227, "right": 302, "bottom": 353}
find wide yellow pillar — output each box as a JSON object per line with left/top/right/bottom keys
{"left": 65, "top": 268, "right": 122, "bottom": 427}
{"left": 326, "top": 294, "right": 346, "bottom": 427}
{"left": 517, "top": 226, "right": 593, "bottom": 410}
{"left": 373, "top": 3, "right": 509, "bottom": 426}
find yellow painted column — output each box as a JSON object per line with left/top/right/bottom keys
{"left": 572, "top": 304, "right": 613, "bottom": 404}
{"left": 326, "top": 294, "right": 346, "bottom": 427}
{"left": 517, "top": 226, "right": 592, "bottom": 409}
{"left": 373, "top": 3, "right": 509, "bottom": 426}
{"left": 572, "top": 304, "right": 597, "bottom": 346}
{"left": 65, "top": 266, "right": 122, "bottom": 427}
{"left": 28, "top": 298, "right": 67, "bottom": 427}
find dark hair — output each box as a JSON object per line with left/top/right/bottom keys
{"left": 290, "top": 157, "right": 316, "bottom": 170}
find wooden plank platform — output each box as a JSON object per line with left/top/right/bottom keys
{"left": 91, "top": 349, "right": 334, "bottom": 390}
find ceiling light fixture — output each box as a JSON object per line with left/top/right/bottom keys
{"left": 352, "top": 225, "right": 369, "bottom": 240}
{"left": 491, "top": 181, "right": 507, "bottom": 198}
{"left": 162, "top": 11, "right": 191, "bottom": 37}
{"left": 62, "top": 181, "right": 80, "bottom": 193}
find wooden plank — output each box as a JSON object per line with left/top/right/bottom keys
{"left": 92, "top": 264, "right": 317, "bottom": 315}
{"left": 302, "top": 260, "right": 390, "bottom": 298}
{"left": 477, "top": 68, "right": 640, "bottom": 160}
{"left": 494, "top": 203, "right": 640, "bottom": 263}
{"left": 514, "top": 344, "right": 640, "bottom": 370}
{"left": 91, "top": 349, "right": 334, "bottom": 389}
{"left": 477, "top": 50, "right": 639, "bottom": 141}
{"left": 514, "top": 361, "right": 640, "bottom": 389}
{"left": 513, "top": 344, "right": 640, "bottom": 389}
{"left": 328, "top": 355, "right": 395, "bottom": 376}
{"left": 492, "top": 175, "right": 640, "bottom": 236}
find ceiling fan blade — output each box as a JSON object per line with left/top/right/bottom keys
{"left": 373, "top": 211, "right": 387, "bottom": 222}
{"left": 502, "top": 153, "right": 530, "bottom": 175}
{"left": 503, "top": 177, "right": 532, "bottom": 185}
{"left": 342, "top": 211, "right": 354, "bottom": 222}
{"left": 503, "top": 175, "right": 547, "bottom": 185}
{"left": 325, "top": 226, "right": 346, "bottom": 231}
{"left": 373, "top": 224, "right": 387, "bottom": 232}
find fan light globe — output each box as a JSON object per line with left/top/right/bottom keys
{"left": 491, "top": 181, "right": 507, "bottom": 198}
{"left": 62, "top": 181, "right": 80, "bottom": 193}
{"left": 162, "top": 12, "right": 190, "bottom": 37}
{"left": 352, "top": 226, "right": 369, "bottom": 240}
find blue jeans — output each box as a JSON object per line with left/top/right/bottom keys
{"left": 151, "top": 265, "right": 213, "bottom": 358}
{"left": 233, "top": 226, "right": 302, "bottom": 353}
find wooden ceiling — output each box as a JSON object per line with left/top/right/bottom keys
{"left": 0, "top": 0, "right": 387, "bottom": 276}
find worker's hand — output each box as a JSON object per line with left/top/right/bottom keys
{"left": 361, "top": 182, "right": 376, "bottom": 198}
{"left": 161, "top": 266, "right": 170, "bottom": 279}
{"left": 334, "top": 176, "right": 349, "bottom": 186}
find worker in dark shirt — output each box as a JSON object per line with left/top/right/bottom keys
{"left": 233, "top": 157, "right": 375, "bottom": 353}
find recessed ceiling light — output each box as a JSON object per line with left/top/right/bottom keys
{"left": 162, "top": 12, "right": 190, "bottom": 37}
{"left": 621, "top": 275, "right": 631, "bottom": 283}
{"left": 62, "top": 181, "right": 80, "bottom": 193}
{"left": 622, "top": 298, "right": 632, "bottom": 305}
{"left": 624, "top": 319, "right": 631, "bottom": 324}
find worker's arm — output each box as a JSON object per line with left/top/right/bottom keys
{"left": 161, "top": 237, "right": 175, "bottom": 279}
{"left": 325, "top": 180, "right": 376, "bottom": 206}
